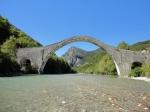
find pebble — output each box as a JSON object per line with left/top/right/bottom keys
{"left": 102, "top": 94, "right": 106, "bottom": 97}
{"left": 111, "top": 103, "right": 115, "bottom": 106}
{"left": 119, "top": 107, "right": 123, "bottom": 110}
{"left": 26, "top": 109, "right": 31, "bottom": 112}
{"left": 61, "top": 101, "right": 66, "bottom": 104}
{"left": 81, "top": 109, "right": 87, "bottom": 112}
{"left": 42, "top": 90, "right": 47, "bottom": 93}
{"left": 108, "top": 97, "right": 112, "bottom": 101}
{"left": 143, "top": 107, "right": 148, "bottom": 110}
{"left": 137, "top": 103, "right": 142, "bottom": 107}
{"left": 142, "top": 96, "right": 146, "bottom": 100}
{"left": 56, "top": 96, "right": 59, "bottom": 99}
{"left": 5, "top": 105, "right": 11, "bottom": 108}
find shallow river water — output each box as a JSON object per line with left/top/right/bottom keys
{"left": 0, "top": 74, "right": 150, "bottom": 112}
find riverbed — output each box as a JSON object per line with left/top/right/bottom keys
{"left": 0, "top": 74, "right": 149, "bottom": 112}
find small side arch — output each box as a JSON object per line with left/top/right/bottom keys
{"left": 131, "top": 62, "right": 142, "bottom": 69}
{"left": 20, "top": 57, "right": 32, "bottom": 73}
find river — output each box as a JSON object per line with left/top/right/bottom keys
{"left": 0, "top": 74, "right": 149, "bottom": 112}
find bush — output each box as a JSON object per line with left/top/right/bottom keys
{"left": 43, "top": 55, "right": 74, "bottom": 74}
{"left": 141, "top": 61, "right": 150, "bottom": 77}
{"left": 1, "top": 36, "right": 17, "bottom": 58}
{"left": 117, "top": 41, "right": 129, "bottom": 50}
{"left": 0, "top": 16, "right": 11, "bottom": 45}
{"left": 0, "top": 52, "right": 20, "bottom": 76}
{"left": 129, "top": 67, "right": 143, "bottom": 77}
{"left": 74, "top": 52, "right": 117, "bottom": 75}
{"left": 98, "top": 54, "right": 117, "bottom": 75}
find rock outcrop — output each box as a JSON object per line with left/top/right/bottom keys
{"left": 62, "top": 47, "right": 89, "bottom": 67}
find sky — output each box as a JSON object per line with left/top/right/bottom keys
{"left": 0, "top": 0, "right": 150, "bottom": 56}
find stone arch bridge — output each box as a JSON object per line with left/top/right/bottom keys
{"left": 16, "top": 36, "right": 150, "bottom": 77}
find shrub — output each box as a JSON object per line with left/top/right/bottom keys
{"left": 98, "top": 54, "right": 117, "bottom": 75}
{"left": 117, "top": 41, "right": 129, "bottom": 50}
{"left": 1, "top": 36, "right": 17, "bottom": 58}
{"left": 0, "top": 16, "right": 11, "bottom": 45}
{"left": 74, "top": 52, "right": 117, "bottom": 75}
{"left": 129, "top": 67, "right": 143, "bottom": 77}
{"left": 43, "top": 55, "right": 74, "bottom": 74}
{"left": 0, "top": 52, "right": 20, "bottom": 76}
{"left": 141, "top": 61, "right": 150, "bottom": 77}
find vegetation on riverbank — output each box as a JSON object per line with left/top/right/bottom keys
{"left": 74, "top": 51, "right": 117, "bottom": 75}
{"left": 0, "top": 51, "right": 20, "bottom": 76}
{"left": 44, "top": 54, "right": 75, "bottom": 74}
{"left": 129, "top": 60, "right": 150, "bottom": 78}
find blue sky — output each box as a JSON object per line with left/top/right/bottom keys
{"left": 0, "top": 0, "right": 150, "bottom": 56}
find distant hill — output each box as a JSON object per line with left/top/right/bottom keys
{"left": 62, "top": 47, "right": 116, "bottom": 75}
{"left": 62, "top": 47, "right": 102, "bottom": 67}
{"left": 129, "top": 40, "right": 150, "bottom": 51}
{"left": 62, "top": 47, "right": 90, "bottom": 67}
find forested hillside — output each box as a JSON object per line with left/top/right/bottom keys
{"left": 0, "top": 16, "right": 42, "bottom": 76}
{"left": 0, "top": 16, "right": 73, "bottom": 76}
{"left": 0, "top": 16, "right": 41, "bottom": 58}
{"left": 130, "top": 40, "right": 150, "bottom": 51}
{"left": 73, "top": 50, "right": 117, "bottom": 75}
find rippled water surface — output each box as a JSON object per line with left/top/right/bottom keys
{"left": 0, "top": 74, "right": 150, "bottom": 112}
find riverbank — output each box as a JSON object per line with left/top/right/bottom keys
{"left": 131, "top": 77, "right": 150, "bottom": 82}
{"left": 0, "top": 74, "right": 150, "bottom": 112}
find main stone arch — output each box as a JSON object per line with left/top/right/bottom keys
{"left": 17, "top": 36, "right": 150, "bottom": 77}
{"left": 39, "top": 36, "right": 119, "bottom": 75}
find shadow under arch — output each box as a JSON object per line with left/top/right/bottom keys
{"left": 39, "top": 36, "right": 119, "bottom": 75}
{"left": 131, "top": 62, "right": 142, "bottom": 69}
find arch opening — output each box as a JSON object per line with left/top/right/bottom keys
{"left": 20, "top": 58, "right": 32, "bottom": 73}
{"left": 20, "top": 58, "right": 38, "bottom": 74}
{"left": 40, "top": 36, "right": 118, "bottom": 75}
{"left": 129, "top": 61, "right": 143, "bottom": 77}
{"left": 43, "top": 55, "right": 75, "bottom": 74}
{"left": 131, "top": 62, "right": 142, "bottom": 69}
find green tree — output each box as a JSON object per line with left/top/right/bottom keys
{"left": 0, "top": 16, "right": 11, "bottom": 45}
{"left": 129, "top": 67, "right": 143, "bottom": 77}
{"left": 74, "top": 52, "right": 117, "bottom": 75}
{"left": 0, "top": 52, "right": 20, "bottom": 76}
{"left": 141, "top": 60, "right": 150, "bottom": 77}
{"left": 43, "top": 55, "right": 74, "bottom": 74}
{"left": 1, "top": 36, "right": 17, "bottom": 58}
{"left": 117, "top": 41, "right": 129, "bottom": 50}
{"left": 97, "top": 54, "right": 117, "bottom": 75}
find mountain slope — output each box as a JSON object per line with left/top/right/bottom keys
{"left": 62, "top": 47, "right": 102, "bottom": 67}
{"left": 129, "top": 40, "right": 150, "bottom": 51}
{"left": 0, "top": 16, "right": 42, "bottom": 75}
{"left": 0, "top": 16, "right": 42, "bottom": 58}
{"left": 62, "top": 47, "right": 90, "bottom": 67}
{"left": 62, "top": 46, "right": 117, "bottom": 75}
{"left": 0, "top": 16, "right": 73, "bottom": 76}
